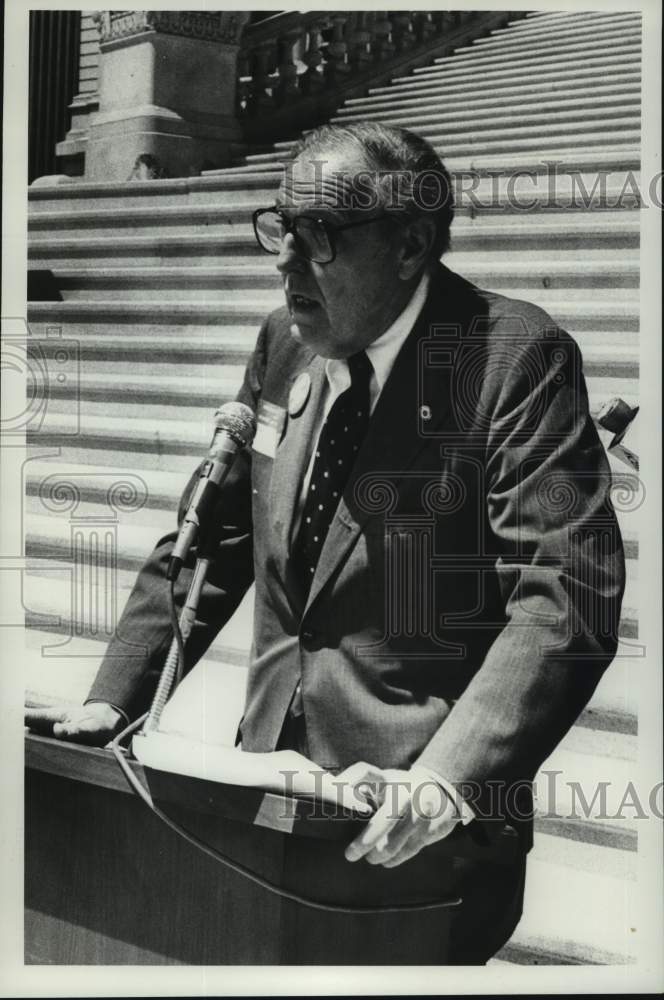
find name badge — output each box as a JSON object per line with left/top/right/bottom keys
{"left": 252, "top": 400, "right": 287, "bottom": 459}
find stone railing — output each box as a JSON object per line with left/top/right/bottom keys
{"left": 236, "top": 10, "right": 526, "bottom": 143}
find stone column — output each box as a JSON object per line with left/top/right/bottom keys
{"left": 55, "top": 11, "right": 101, "bottom": 177}
{"left": 85, "top": 10, "right": 250, "bottom": 181}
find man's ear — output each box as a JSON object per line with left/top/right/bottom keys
{"left": 396, "top": 216, "right": 437, "bottom": 280}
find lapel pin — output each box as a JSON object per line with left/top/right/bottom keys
{"left": 288, "top": 371, "right": 311, "bottom": 417}
{"left": 420, "top": 405, "right": 432, "bottom": 421}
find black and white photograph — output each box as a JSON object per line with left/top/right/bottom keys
{"left": 2, "top": 0, "right": 662, "bottom": 993}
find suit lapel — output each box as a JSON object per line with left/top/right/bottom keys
{"left": 269, "top": 352, "right": 327, "bottom": 595}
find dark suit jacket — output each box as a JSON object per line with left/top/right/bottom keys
{"left": 88, "top": 262, "right": 625, "bottom": 849}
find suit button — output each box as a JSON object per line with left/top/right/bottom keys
{"left": 301, "top": 629, "right": 324, "bottom": 649}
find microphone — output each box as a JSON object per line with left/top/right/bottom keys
{"left": 167, "top": 401, "right": 256, "bottom": 582}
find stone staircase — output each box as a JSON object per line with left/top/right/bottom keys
{"left": 26, "top": 9, "right": 642, "bottom": 964}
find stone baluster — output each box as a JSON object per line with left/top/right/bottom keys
{"left": 362, "top": 11, "right": 376, "bottom": 58}
{"left": 431, "top": 11, "right": 452, "bottom": 35}
{"left": 36, "top": 473, "right": 149, "bottom": 652}
{"left": 348, "top": 12, "right": 372, "bottom": 72}
{"left": 274, "top": 26, "right": 303, "bottom": 104}
{"left": 390, "top": 12, "right": 415, "bottom": 54}
{"left": 301, "top": 18, "right": 329, "bottom": 95}
{"left": 412, "top": 12, "right": 436, "bottom": 44}
{"left": 371, "top": 12, "right": 394, "bottom": 62}
{"left": 236, "top": 49, "right": 252, "bottom": 116}
{"left": 324, "top": 13, "right": 351, "bottom": 86}
{"left": 249, "top": 40, "right": 277, "bottom": 113}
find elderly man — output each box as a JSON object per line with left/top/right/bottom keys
{"left": 36, "top": 122, "right": 625, "bottom": 963}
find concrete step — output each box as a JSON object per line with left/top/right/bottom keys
{"left": 536, "top": 735, "right": 640, "bottom": 829}
{"left": 35, "top": 369, "right": 640, "bottom": 436}
{"left": 393, "top": 49, "right": 642, "bottom": 92}
{"left": 28, "top": 256, "right": 642, "bottom": 305}
{"left": 412, "top": 39, "right": 641, "bottom": 78}
{"left": 24, "top": 500, "right": 640, "bottom": 626}
{"left": 24, "top": 513, "right": 639, "bottom": 644}
{"left": 272, "top": 113, "right": 640, "bottom": 153}
{"left": 334, "top": 90, "right": 641, "bottom": 127}
{"left": 25, "top": 350, "right": 640, "bottom": 463}
{"left": 28, "top": 299, "right": 273, "bottom": 325}
{"left": 26, "top": 454, "right": 641, "bottom": 556}
{"left": 24, "top": 450, "right": 640, "bottom": 544}
{"left": 25, "top": 333, "right": 639, "bottom": 396}
{"left": 27, "top": 315, "right": 260, "bottom": 345}
{"left": 221, "top": 147, "right": 642, "bottom": 182}
{"left": 517, "top": 9, "right": 639, "bottom": 30}
{"left": 35, "top": 269, "right": 281, "bottom": 303}
{"left": 26, "top": 412, "right": 224, "bottom": 472}
{"left": 424, "top": 32, "right": 641, "bottom": 75}
{"left": 25, "top": 330, "right": 638, "bottom": 388}
{"left": 509, "top": 14, "right": 639, "bottom": 43}
{"left": 34, "top": 334, "right": 640, "bottom": 419}
{"left": 37, "top": 376, "right": 244, "bottom": 422}
{"left": 27, "top": 172, "right": 280, "bottom": 212}
{"left": 369, "top": 57, "right": 641, "bottom": 101}
{"left": 23, "top": 522, "right": 640, "bottom": 708}
{"left": 27, "top": 178, "right": 642, "bottom": 247}
{"left": 240, "top": 130, "right": 642, "bottom": 168}
{"left": 499, "top": 843, "right": 636, "bottom": 964}
{"left": 29, "top": 204, "right": 259, "bottom": 237}
{"left": 468, "top": 16, "right": 641, "bottom": 53}
{"left": 23, "top": 593, "right": 254, "bottom": 705}
{"left": 443, "top": 255, "right": 640, "bottom": 290}
{"left": 28, "top": 183, "right": 279, "bottom": 217}
{"left": 25, "top": 461, "right": 193, "bottom": 517}
{"left": 26, "top": 156, "right": 641, "bottom": 223}
{"left": 33, "top": 278, "right": 641, "bottom": 309}
{"left": 345, "top": 68, "right": 641, "bottom": 108}
{"left": 28, "top": 235, "right": 265, "bottom": 268}
{"left": 26, "top": 291, "right": 641, "bottom": 333}
{"left": 29, "top": 249, "right": 268, "bottom": 271}
{"left": 246, "top": 118, "right": 641, "bottom": 158}
{"left": 27, "top": 213, "right": 642, "bottom": 273}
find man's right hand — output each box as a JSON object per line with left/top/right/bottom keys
{"left": 24, "top": 702, "right": 125, "bottom": 746}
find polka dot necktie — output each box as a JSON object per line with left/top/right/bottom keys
{"left": 292, "top": 350, "right": 373, "bottom": 599}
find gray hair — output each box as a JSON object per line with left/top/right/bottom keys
{"left": 290, "top": 121, "right": 455, "bottom": 259}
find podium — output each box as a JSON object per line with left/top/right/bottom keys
{"left": 25, "top": 733, "right": 518, "bottom": 965}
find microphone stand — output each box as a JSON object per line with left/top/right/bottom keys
{"left": 141, "top": 552, "right": 211, "bottom": 734}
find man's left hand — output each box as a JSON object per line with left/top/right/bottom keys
{"left": 339, "top": 762, "right": 462, "bottom": 868}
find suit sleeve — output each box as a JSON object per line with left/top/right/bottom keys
{"left": 415, "top": 325, "right": 626, "bottom": 811}
{"left": 85, "top": 319, "right": 269, "bottom": 719}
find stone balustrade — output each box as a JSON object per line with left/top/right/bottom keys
{"left": 236, "top": 10, "right": 522, "bottom": 141}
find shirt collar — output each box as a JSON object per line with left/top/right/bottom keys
{"left": 325, "top": 269, "right": 431, "bottom": 395}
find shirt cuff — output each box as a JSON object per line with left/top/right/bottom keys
{"left": 409, "top": 765, "right": 476, "bottom": 825}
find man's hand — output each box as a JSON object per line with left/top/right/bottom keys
{"left": 24, "top": 702, "right": 125, "bottom": 746}
{"left": 339, "top": 762, "right": 462, "bottom": 868}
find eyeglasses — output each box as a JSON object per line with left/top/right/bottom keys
{"left": 252, "top": 207, "right": 391, "bottom": 264}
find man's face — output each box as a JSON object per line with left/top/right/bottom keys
{"left": 274, "top": 151, "right": 408, "bottom": 359}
